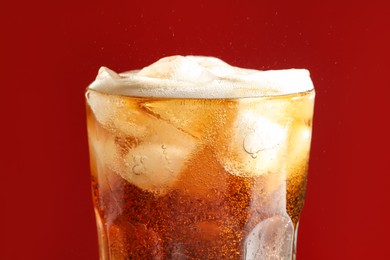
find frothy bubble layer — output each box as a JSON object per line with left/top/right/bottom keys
{"left": 88, "top": 55, "right": 314, "bottom": 98}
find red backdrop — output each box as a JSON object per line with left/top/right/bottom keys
{"left": 2, "top": 1, "right": 390, "bottom": 259}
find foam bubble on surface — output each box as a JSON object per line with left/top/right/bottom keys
{"left": 88, "top": 56, "right": 314, "bottom": 98}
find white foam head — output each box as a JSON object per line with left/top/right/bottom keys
{"left": 88, "top": 55, "right": 314, "bottom": 98}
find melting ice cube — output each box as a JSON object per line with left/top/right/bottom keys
{"left": 87, "top": 90, "right": 198, "bottom": 194}
{"left": 119, "top": 139, "right": 196, "bottom": 194}
{"left": 217, "top": 110, "right": 287, "bottom": 177}
{"left": 245, "top": 215, "right": 294, "bottom": 260}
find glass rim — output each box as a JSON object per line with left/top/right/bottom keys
{"left": 85, "top": 87, "right": 315, "bottom": 101}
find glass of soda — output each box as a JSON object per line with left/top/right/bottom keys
{"left": 86, "top": 56, "right": 315, "bottom": 259}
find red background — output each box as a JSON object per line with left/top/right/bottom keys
{"left": 2, "top": 1, "right": 390, "bottom": 259}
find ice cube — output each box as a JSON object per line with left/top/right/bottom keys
{"left": 88, "top": 123, "right": 197, "bottom": 195}
{"left": 86, "top": 90, "right": 151, "bottom": 137}
{"left": 245, "top": 215, "right": 294, "bottom": 260}
{"left": 118, "top": 139, "right": 196, "bottom": 194}
{"left": 251, "top": 179, "right": 287, "bottom": 216}
{"left": 288, "top": 90, "right": 315, "bottom": 122}
{"left": 140, "top": 99, "right": 231, "bottom": 138}
{"left": 288, "top": 125, "right": 312, "bottom": 165}
{"left": 217, "top": 110, "right": 287, "bottom": 177}
{"left": 87, "top": 90, "right": 198, "bottom": 194}
{"left": 87, "top": 122, "right": 120, "bottom": 175}
{"left": 284, "top": 93, "right": 314, "bottom": 170}
{"left": 108, "top": 117, "right": 197, "bottom": 194}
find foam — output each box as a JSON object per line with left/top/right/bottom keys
{"left": 88, "top": 55, "right": 314, "bottom": 98}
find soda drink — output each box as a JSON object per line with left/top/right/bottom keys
{"left": 86, "top": 56, "right": 315, "bottom": 259}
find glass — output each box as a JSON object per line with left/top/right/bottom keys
{"left": 86, "top": 86, "right": 315, "bottom": 259}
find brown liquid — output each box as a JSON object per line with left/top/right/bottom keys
{"left": 86, "top": 90, "right": 314, "bottom": 259}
